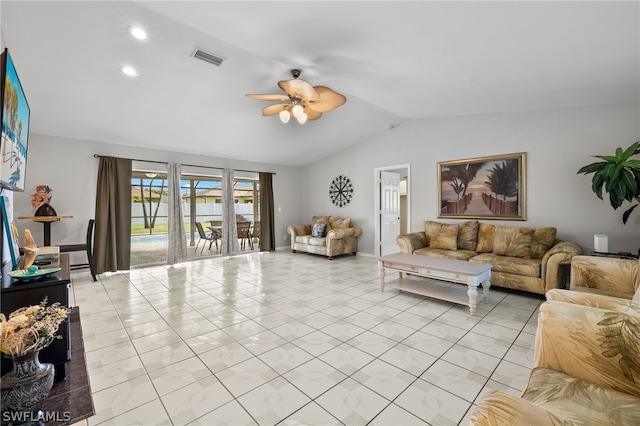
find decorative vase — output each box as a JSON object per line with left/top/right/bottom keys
{"left": 0, "top": 351, "right": 55, "bottom": 425}
{"left": 34, "top": 203, "right": 57, "bottom": 217}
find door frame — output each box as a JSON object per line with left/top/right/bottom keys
{"left": 374, "top": 163, "right": 411, "bottom": 257}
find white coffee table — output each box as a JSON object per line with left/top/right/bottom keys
{"left": 378, "top": 253, "right": 492, "bottom": 315}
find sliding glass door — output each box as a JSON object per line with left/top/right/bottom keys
{"left": 129, "top": 170, "right": 261, "bottom": 266}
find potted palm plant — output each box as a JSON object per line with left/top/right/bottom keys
{"left": 577, "top": 141, "right": 640, "bottom": 224}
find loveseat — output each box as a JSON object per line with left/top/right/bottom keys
{"left": 396, "top": 220, "right": 582, "bottom": 294}
{"left": 288, "top": 216, "right": 362, "bottom": 260}
{"left": 470, "top": 300, "right": 640, "bottom": 425}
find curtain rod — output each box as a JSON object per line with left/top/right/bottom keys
{"left": 93, "top": 154, "right": 275, "bottom": 175}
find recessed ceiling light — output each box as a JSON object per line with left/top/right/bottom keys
{"left": 120, "top": 66, "right": 138, "bottom": 77}
{"left": 129, "top": 27, "right": 147, "bottom": 40}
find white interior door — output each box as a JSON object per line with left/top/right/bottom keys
{"left": 380, "top": 171, "right": 401, "bottom": 256}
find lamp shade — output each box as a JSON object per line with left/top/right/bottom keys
{"left": 292, "top": 104, "right": 304, "bottom": 119}
{"left": 279, "top": 110, "right": 290, "bottom": 123}
{"left": 594, "top": 234, "right": 608, "bottom": 253}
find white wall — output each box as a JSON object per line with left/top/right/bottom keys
{"left": 302, "top": 103, "right": 640, "bottom": 256}
{"left": 9, "top": 103, "right": 640, "bottom": 264}
{"left": 11, "top": 134, "right": 303, "bottom": 263}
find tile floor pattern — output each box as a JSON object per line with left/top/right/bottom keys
{"left": 70, "top": 251, "right": 544, "bottom": 426}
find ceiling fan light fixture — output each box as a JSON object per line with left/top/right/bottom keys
{"left": 247, "top": 69, "right": 346, "bottom": 124}
{"left": 291, "top": 104, "right": 304, "bottom": 119}
{"left": 279, "top": 110, "right": 291, "bottom": 123}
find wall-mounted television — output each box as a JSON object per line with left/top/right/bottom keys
{"left": 0, "top": 48, "right": 30, "bottom": 192}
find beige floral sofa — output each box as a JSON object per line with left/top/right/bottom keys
{"left": 396, "top": 220, "right": 582, "bottom": 294}
{"left": 470, "top": 300, "right": 640, "bottom": 425}
{"left": 288, "top": 216, "right": 362, "bottom": 260}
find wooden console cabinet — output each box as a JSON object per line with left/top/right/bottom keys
{"left": 1, "top": 254, "right": 71, "bottom": 381}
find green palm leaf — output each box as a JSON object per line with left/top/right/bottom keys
{"left": 578, "top": 141, "right": 640, "bottom": 223}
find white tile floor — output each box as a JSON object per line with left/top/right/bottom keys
{"left": 70, "top": 251, "right": 543, "bottom": 426}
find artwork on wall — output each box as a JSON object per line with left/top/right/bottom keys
{"left": 1, "top": 194, "right": 19, "bottom": 267}
{"left": 329, "top": 175, "right": 354, "bottom": 207}
{"left": 438, "top": 152, "right": 526, "bottom": 220}
{"left": 0, "top": 48, "right": 30, "bottom": 191}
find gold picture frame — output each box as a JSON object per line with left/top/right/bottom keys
{"left": 438, "top": 152, "right": 526, "bottom": 220}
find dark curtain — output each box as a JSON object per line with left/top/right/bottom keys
{"left": 94, "top": 156, "right": 132, "bottom": 273}
{"left": 259, "top": 172, "right": 275, "bottom": 251}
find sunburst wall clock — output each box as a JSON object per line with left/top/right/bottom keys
{"left": 329, "top": 175, "right": 354, "bottom": 207}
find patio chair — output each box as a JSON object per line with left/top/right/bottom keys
{"left": 195, "top": 222, "right": 219, "bottom": 254}
{"left": 236, "top": 221, "right": 251, "bottom": 250}
{"left": 248, "top": 221, "right": 260, "bottom": 250}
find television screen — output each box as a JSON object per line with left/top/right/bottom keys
{"left": 0, "top": 48, "right": 30, "bottom": 191}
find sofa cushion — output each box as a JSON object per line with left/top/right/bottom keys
{"left": 425, "top": 221, "right": 458, "bottom": 250}
{"left": 311, "top": 216, "right": 330, "bottom": 236}
{"left": 475, "top": 223, "right": 496, "bottom": 253}
{"left": 530, "top": 227, "right": 557, "bottom": 259}
{"left": 295, "top": 235, "right": 326, "bottom": 247}
{"left": 311, "top": 222, "right": 326, "bottom": 237}
{"left": 414, "top": 247, "right": 477, "bottom": 261}
{"left": 328, "top": 216, "right": 351, "bottom": 230}
{"left": 470, "top": 253, "right": 541, "bottom": 277}
{"left": 493, "top": 226, "right": 534, "bottom": 258}
{"left": 458, "top": 220, "right": 479, "bottom": 251}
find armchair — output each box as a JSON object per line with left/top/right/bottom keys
{"left": 470, "top": 300, "right": 640, "bottom": 425}
{"left": 544, "top": 255, "right": 640, "bottom": 314}
{"left": 568, "top": 255, "right": 639, "bottom": 299}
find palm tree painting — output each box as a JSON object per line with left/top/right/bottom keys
{"left": 0, "top": 50, "right": 30, "bottom": 192}
{"left": 438, "top": 152, "right": 526, "bottom": 220}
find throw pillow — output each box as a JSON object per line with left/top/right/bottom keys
{"left": 530, "top": 227, "right": 557, "bottom": 259}
{"left": 475, "top": 223, "right": 496, "bottom": 253}
{"left": 311, "top": 216, "right": 330, "bottom": 236}
{"left": 422, "top": 220, "right": 445, "bottom": 247}
{"left": 493, "top": 226, "right": 534, "bottom": 258}
{"left": 328, "top": 217, "right": 351, "bottom": 230}
{"left": 458, "top": 220, "right": 479, "bottom": 251}
{"left": 423, "top": 220, "right": 443, "bottom": 245}
{"left": 311, "top": 222, "right": 326, "bottom": 238}
{"left": 428, "top": 223, "right": 459, "bottom": 251}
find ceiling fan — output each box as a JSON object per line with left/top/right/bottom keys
{"left": 246, "top": 69, "right": 347, "bottom": 124}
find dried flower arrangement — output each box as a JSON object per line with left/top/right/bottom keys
{"left": 31, "top": 185, "right": 53, "bottom": 209}
{"left": 0, "top": 297, "right": 69, "bottom": 357}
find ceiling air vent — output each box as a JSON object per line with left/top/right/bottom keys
{"left": 192, "top": 48, "right": 225, "bottom": 67}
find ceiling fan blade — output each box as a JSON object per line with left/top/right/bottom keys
{"left": 246, "top": 94, "right": 289, "bottom": 101}
{"left": 303, "top": 106, "right": 323, "bottom": 121}
{"left": 305, "top": 86, "right": 347, "bottom": 113}
{"left": 262, "top": 104, "right": 289, "bottom": 116}
{"left": 278, "top": 79, "right": 320, "bottom": 101}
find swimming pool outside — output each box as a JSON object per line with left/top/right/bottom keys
{"left": 131, "top": 233, "right": 200, "bottom": 245}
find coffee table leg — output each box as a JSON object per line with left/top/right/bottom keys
{"left": 378, "top": 261, "right": 386, "bottom": 293}
{"left": 481, "top": 279, "right": 491, "bottom": 302}
{"left": 467, "top": 285, "right": 479, "bottom": 316}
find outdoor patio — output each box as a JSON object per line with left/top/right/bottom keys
{"left": 130, "top": 236, "right": 259, "bottom": 267}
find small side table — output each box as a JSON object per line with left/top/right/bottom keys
{"left": 559, "top": 259, "right": 572, "bottom": 289}
{"left": 590, "top": 250, "right": 639, "bottom": 260}
{"left": 18, "top": 215, "right": 73, "bottom": 246}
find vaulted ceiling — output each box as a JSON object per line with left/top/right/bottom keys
{"left": 2, "top": 1, "right": 638, "bottom": 167}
